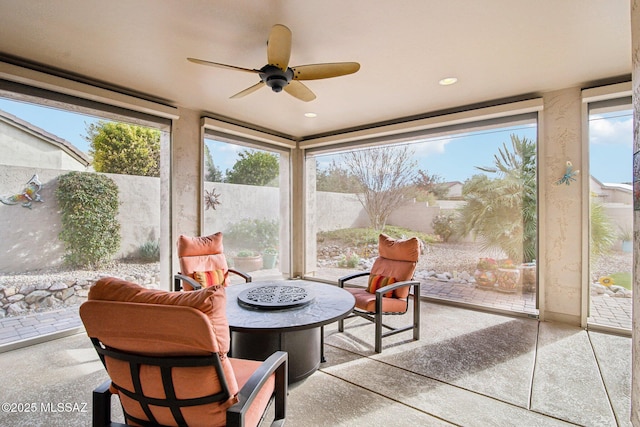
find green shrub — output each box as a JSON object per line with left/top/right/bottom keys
{"left": 432, "top": 214, "right": 455, "bottom": 242}
{"left": 138, "top": 240, "right": 160, "bottom": 262}
{"left": 317, "top": 226, "right": 436, "bottom": 247}
{"left": 236, "top": 249, "right": 259, "bottom": 257}
{"left": 56, "top": 172, "right": 121, "bottom": 268}
{"left": 225, "top": 218, "right": 278, "bottom": 251}
{"left": 338, "top": 252, "right": 360, "bottom": 268}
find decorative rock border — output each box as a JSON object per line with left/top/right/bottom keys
{"left": 0, "top": 267, "right": 160, "bottom": 318}
{"left": 590, "top": 282, "right": 632, "bottom": 298}
{"left": 320, "top": 248, "right": 633, "bottom": 298}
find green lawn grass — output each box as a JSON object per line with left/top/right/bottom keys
{"left": 609, "top": 272, "right": 632, "bottom": 290}
{"left": 317, "top": 226, "right": 437, "bottom": 247}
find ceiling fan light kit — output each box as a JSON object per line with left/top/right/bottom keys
{"left": 188, "top": 24, "right": 360, "bottom": 102}
{"left": 261, "top": 65, "right": 293, "bottom": 93}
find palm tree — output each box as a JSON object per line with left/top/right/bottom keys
{"left": 590, "top": 199, "right": 616, "bottom": 258}
{"left": 457, "top": 135, "right": 537, "bottom": 263}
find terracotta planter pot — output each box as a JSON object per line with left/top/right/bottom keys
{"left": 474, "top": 269, "right": 497, "bottom": 289}
{"left": 496, "top": 268, "right": 520, "bottom": 293}
{"left": 520, "top": 264, "right": 536, "bottom": 292}
{"left": 233, "top": 255, "right": 263, "bottom": 272}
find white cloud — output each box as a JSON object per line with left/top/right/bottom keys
{"left": 413, "top": 137, "right": 453, "bottom": 156}
{"left": 589, "top": 115, "right": 633, "bottom": 147}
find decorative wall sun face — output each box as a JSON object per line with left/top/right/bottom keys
{"left": 204, "top": 188, "right": 221, "bottom": 210}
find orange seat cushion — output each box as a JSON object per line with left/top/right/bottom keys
{"left": 378, "top": 233, "right": 420, "bottom": 262}
{"left": 347, "top": 287, "right": 409, "bottom": 313}
{"left": 369, "top": 234, "right": 420, "bottom": 298}
{"left": 178, "top": 232, "right": 231, "bottom": 287}
{"left": 84, "top": 277, "right": 254, "bottom": 426}
{"left": 88, "top": 277, "right": 231, "bottom": 356}
{"left": 230, "top": 358, "right": 276, "bottom": 427}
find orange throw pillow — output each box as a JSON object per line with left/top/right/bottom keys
{"left": 367, "top": 274, "right": 396, "bottom": 297}
{"left": 192, "top": 270, "right": 225, "bottom": 288}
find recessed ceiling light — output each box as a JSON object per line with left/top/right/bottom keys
{"left": 304, "top": 112, "right": 317, "bottom": 118}
{"left": 439, "top": 77, "right": 458, "bottom": 86}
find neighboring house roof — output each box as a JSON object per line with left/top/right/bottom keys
{"left": 442, "top": 181, "right": 464, "bottom": 188}
{"left": 0, "top": 108, "right": 91, "bottom": 167}
{"left": 590, "top": 175, "right": 632, "bottom": 192}
{"left": 601, "top": 182, "right": 632, "bottom": 192}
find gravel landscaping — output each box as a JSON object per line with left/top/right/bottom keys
{"left": 0, "top": 241, "right": 632, "bottom": 319}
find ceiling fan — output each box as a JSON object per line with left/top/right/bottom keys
{"left": 188, "top": 24, "right": 360, "bottom": 102}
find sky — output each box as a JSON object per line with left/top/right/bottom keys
{"left": 0, "top": 97, "right": 633, "bottom": 184}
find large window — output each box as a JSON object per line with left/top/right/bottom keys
{"left": 305, "top": 114, "right": 538, "bottom": 315}
{"left": 587, "top": 98, "right": 633, "bottom": 331}
{"left": 0, "top": 90, "right": 170, "bottom": 346}
{"left": 203, "top": 134, "right": 290, "bottom": 281}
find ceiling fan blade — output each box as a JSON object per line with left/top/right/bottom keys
{"left": 230, "top": 81, "right": 265, "bottom": 99}
{"left": 284, "top": 80, "right": 316, "bottom": 102}
{"left": 187, "top": 57, "right": 260, "bottom": 74}
{"left": 267, "top": 24, "right": 292, "bottom": 71}
{"left": 292, "top": 62, "right": 361, "bottom": 80}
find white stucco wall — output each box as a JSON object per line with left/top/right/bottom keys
{"left": 540, "top": 87, "right": 584, "bottom": 325}
{"left": 0, "top": 166, "right": 161, "bottom": 273}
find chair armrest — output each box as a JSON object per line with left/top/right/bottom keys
{"left": 227, "top": 351, "right": 288, "bottom": 427}
{"left": 375, "top": 279, "right": 421, "bottom": 297}
{"left": 173, "top": 273, "right": 202, "bottom": 291}
{"left": 338, "top": 271, "right": 371, "bottom": 287}
{"left": 229, "top": 268, "right": 252, "bottom": 283}
{"left": 93, "top": 380, "right": 128, "bottom": 427}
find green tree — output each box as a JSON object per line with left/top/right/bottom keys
{"left": 86, "top": 121, "right": 160, "bottom": 177}
{"left": 412, "top": 169, "right": 447, "bottom": 200}
{"left": 204, "top": 144, "right": 223, "bottom": 182}
{"left": 343, "top": 145, "right": 418, "bottom": 230}
{"left": 316, "top": 159, "right": 361, "bottom": 193}
{"left": 457, "top": 134, "right": 537, "bottom": 263}
{"left": 225, "top": 150, "right": 279, "bottom": 186}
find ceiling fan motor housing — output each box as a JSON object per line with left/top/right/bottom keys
{"left": 260, "top": 65, "right": 293, "bottom": 92}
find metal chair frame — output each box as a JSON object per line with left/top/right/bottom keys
{"left": 338, "top": 271, "right": 420, "bottom": 353}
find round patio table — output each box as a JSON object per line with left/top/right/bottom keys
{"left": 225, "top": 280, "right": 355, "bottom": 383}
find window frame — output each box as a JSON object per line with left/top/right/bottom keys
{"left": 303, "top": 102, "right": 542, "bottom": 316}
{"left": 202, "top": 118, "right": 294, "bottom": 279}
{"left": 582, "top": 84, "right": 633, "bottom": 333}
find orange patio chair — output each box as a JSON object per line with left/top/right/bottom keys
{"left": 175, "top": 232, "right": 251, "bottom": 291}
{"left": 337, "top": 233, "right": 421, "bottom": 353}
{"left": 80, "top": 277, "right": 287, "bottom": 427}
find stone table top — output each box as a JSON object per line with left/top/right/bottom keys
{"left": 225, "top": 280, "right": 355, "bottom": 333}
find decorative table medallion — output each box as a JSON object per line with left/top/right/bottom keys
{"left": 237, "top": 285, "right": 315, "bottom": 310}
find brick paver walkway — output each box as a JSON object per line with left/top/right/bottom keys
{"left": 588, "top": 295, "right": 632, "bottom": 330}
{"left": 0, "top": 283, "right": 631, "bottom": 351}
{"left": 0, "top": 306, "right": 82, "bottom": 349}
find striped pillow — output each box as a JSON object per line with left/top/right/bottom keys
{"left": 192, "top": 270, "right": 225, "bottom": 289}
{"left": 367, "top": 274, "right": 396, "bottom": 296}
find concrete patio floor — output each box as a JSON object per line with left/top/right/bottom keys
{"left": 0, "top": 264, "right": 631, "bottom": 350}
{"left": 0, "top": 299, "right": 632, "bottom": 426}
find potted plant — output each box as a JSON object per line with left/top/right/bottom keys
{"left": 262, "top": 247, "right": 278, "bottom": 269}
{"left": 520, "top": 260, "right": 536, "bottom": 293}
{"left": 232, "top": 250, "right": 263, "bottom": 272}
{"left": 619, "top": 226, "right": 633, "bottom": 253}
{"left": 474, "top": 257, "right": 498, "bottom": 290}
{"left": 495, "top": 259, "right": 520, "bottom": 293}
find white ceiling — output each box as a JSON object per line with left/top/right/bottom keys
{"left": 0, "top": 0, "right": 632, "bottom": 140}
